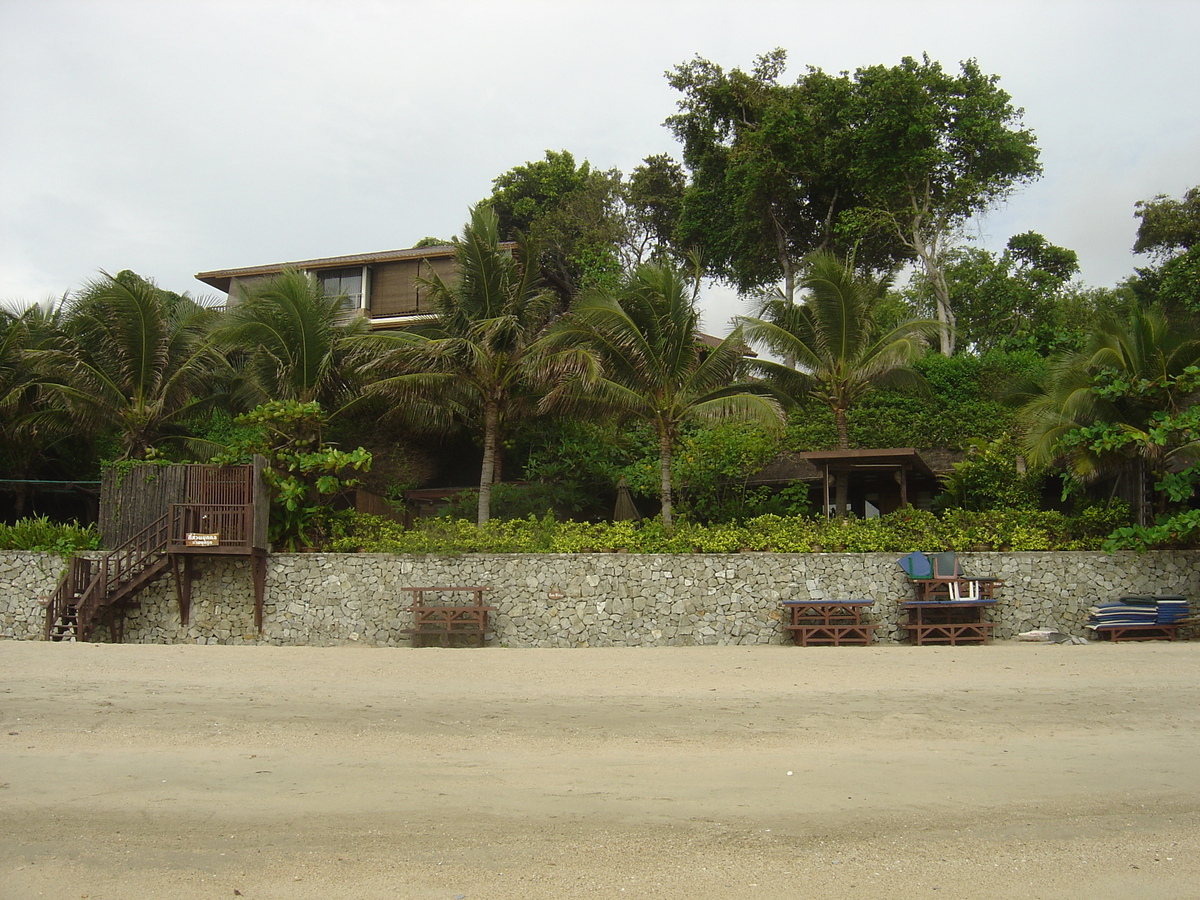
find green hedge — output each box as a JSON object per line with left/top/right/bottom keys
{"left": 326, "top": 506, "right": 1123, "bottom": 555}
{"left": 0, "top": 516, "right": 100, "bottom": 553}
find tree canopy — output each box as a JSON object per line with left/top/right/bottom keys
{"left": 666, "top": 50, "right": 1041, "bottom": 356}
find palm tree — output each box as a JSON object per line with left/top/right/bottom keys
{"left": 738, "top": 252, "right": 938, "bottom": 516}
{"left": 216, "top": 267, "right": 374, "bottom": 412}
{"left": 1019, "top": 306, "right": 1200, "bottom": 520}
{"left": 557, "top": 261, "right": 782, "bottom": 529}
{"left": 366, "top": 205, "right": 592, "bottom": 525}
{"left": 0, "top": 300, "right": 74, "bottom": 514}
{"left": 44, "top": 271, "right": 226, "bottom": 461}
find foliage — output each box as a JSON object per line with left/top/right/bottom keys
{"left": 1134, "top": 186, "right": 1200, "bottom": 258}
{"left": 365, "top": 205, "right": 591, "bottom": 525}
{"left": 937, "top": 436, "right": 1041, "bottom": 511}
{"left": 666, "top": 50, "right": 907, "bottom": 303}
{"left": 553, "top": 260, "right": 783, "bottom": 528}
{"left": 215, "top": 267, "right": 376, "bottom": 413}
{"left": 665, "top": 49, "right": 1041, "bottom": 356}
{"left": 42, "top": 270, "right": 226, "bottom": 461}
{"left": 1020, "top": 308, "right": 1200, "bottom": 501}
{"left": 671, "top": 422, "right": 787, "bottom": 522}
{"left": 845, "top": 54, "right": 1042, "bottom": 354}
{"left": 0, "top": 515, "right": 99, "bottom": 553}
{"left": 213, "top": 400, "right": 371, "bottom": 551}
{"left": 0, "top": 300, "right": 78, "bottom": 511}
{"left": 486, "top": 150, "right": 628, "bottom": 301}
{"left": 1059, "top": 366, "right": 1200, "bottom": 550}
{"left": 939, "top": 233, "right": 1081, "bottom": 353}
{"left": 741, "top": 252, "right": 937, "bottom": 514}
{"left": 326, "top": 505, "right": 1114, "bottom": 555}
{"left": 518, "top": 418, "right": 657, "bottom": 520}
{"left": 741, "top": 252, "right": 938, "bottom": 446}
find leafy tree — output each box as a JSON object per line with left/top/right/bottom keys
{"left": 367, "top": 205, "right": 590, "bottom": 525}
{"left": 213, "top": 400, "right": 371, "bottom": 550}
{"left": 555, "top": 261, "right": 782, "bottom": 529}
{"left": 1079, "top": 366, "right": 1200, "bottom": 549}
{"left": 624, "top": 154, "right": 688, "bottom": 266}
{"left": 486, "top": 150, "right": 628, "bottom": 301}
{"left": 1134, "top": 186, "right": 1200, "bottom": 316}
{"left": 739, "top": 252, "right": 938, "bottom": 515}
{"left": 216, "top": 267, "right": 375, "bottom": 413}
{"left": 664, "top": 49, "right": 1041, "bottom": 347}
{"left": 1134, "top": 186, "right": 1200, "bottom": 257}
{"left": 42, "top": 271, "right": 226, "bottom": 461}
{"left": 666, "top": 51, "right": 904, "bottom": 304}
{"left": 845, "top": 55, "right": 1041, "bottom": 354}
{"left": 941, "top": 232, "right": 1080, "bottom": 353}
{"left": 937, "top": 435, "right": 1041, "bottom": 511}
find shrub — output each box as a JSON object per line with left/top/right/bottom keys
{"left": 0, "top": 516, "right": 100, "bottom": 553}
{"left": 321, "top": 505, "right": 1118, "bottom": 554}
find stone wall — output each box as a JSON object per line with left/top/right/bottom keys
{"left": 2, "top": 551, "right": 1196, "bottom": 646}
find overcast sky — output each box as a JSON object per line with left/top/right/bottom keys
{"left": 2, "top": 0, "right": 1197, "bottom": 333}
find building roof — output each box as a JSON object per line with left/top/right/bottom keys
{"left": 195, "top": 244, "right": 461, "bottom": 293}
{"left": 748, "top": 448, "right": 961, "bottom": 485}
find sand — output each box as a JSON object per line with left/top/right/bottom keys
{"left": 2, "top": 640, "right": 1199, "bottom": 900}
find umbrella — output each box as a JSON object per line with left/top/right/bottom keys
{"left": 614, "top": 476, "right": 641, "bottom": 522}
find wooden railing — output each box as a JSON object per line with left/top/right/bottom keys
{"left": 168, "top": 503, "right": 252, "bottom": 550}
{"left": 46, "top": 513, "right": 170, "bottom": 641}
{"left": 43, "top": 556, "right": 97, "bottom": 641}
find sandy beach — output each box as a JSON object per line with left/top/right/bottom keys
{"left": 2, "top": 640, "right": 1199, "bottom": 900}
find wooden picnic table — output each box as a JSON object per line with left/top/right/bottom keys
{"left": 901, "top": 599, "right": 996, "bottom": 646}
{"left": 781, "top": 600, "right": 876, "bottom": 646}
{"left": 401, "top": 586, "right": 493, "bottom": 647}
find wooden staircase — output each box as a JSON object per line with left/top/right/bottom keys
{"left": 45, "top": 513, "right": 170, "bottom": 642}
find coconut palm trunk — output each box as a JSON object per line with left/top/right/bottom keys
{"left": 658, "top": 426, "right": 675, "bottom": 530}
{"left": 478, "top": 399, "right": 500, "bottom": 526}
{"left": 833, "top": 406, "right": 851, "bottom": 517}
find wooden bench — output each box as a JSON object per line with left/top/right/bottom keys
{"left": 901, "top": 600, "right": 996, "bottom": 645}
{"left": 401, "top": 586, "right": 493, "bottom": 647}
{"left": 1090, "top": 622, "right": 1185, "bottom": 642}
{"left": 782, "top": 600, "right": 876, "bottom": 646}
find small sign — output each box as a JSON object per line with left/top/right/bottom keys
{"left": 186, "top": 533, "right": 220, "bottom": 547}
{"left": 547, "top": 590, "right": 565, "bottom": 600}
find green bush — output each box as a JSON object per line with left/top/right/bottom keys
{"left": 0, "top": 516, "right": 100, "bottom": 553}
{"left": 322, "top": 505, "right": 1116, "bottom": 554}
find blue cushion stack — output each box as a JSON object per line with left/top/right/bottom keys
{"left": 1155, "top": 595, "right": 1189, "bottom": 625}
{"left": 1086, "top": 595, "right": 1191, "bottom": 629}
{"left": 1087, "top": 596, "right": 1158, "bottom": 628}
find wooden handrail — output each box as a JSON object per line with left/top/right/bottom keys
{"left": 63, "top": 512, "right": 170, "bottom": 641}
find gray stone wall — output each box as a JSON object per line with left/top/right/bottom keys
{"left": 0, "top": 553, "right": 65, "bottom": 640}
{"left": 2, "top": 550, "right": 1196, "bottom": 645}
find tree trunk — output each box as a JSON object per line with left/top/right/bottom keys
{"left": 834, "top": 407, "right": 850, "bottom": 518}
{"left": 658, "top": 428, "right": 674, "bottom": 531}
{"left": 477, "top": 400, "right": 500, "bottom": 526}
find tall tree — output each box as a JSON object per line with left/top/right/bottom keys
{"left": 44, "top": 271, "right": 226, "bottom": 461}
{"left": 556, "top": 261, "right": 782, "bottom": 529}
{"left": 367, "top": 205, "right": 591, "bottom": 525}
{"left": 666, "top": 51, "right": 899, "bottom": 304}
{"left": 1133, "top": 186, "right": 1200, "bottom": 317}
{"left": 486, "top": 150, "right": 628, "bottom": 302}
{"left": 738, "top": 252, "right": 937, "bottom": 515}
{"left": 941, "top": 232, "right": 1080, "bottom": 353}
{"left": 665, "top": 50, "right": 1041, "bottom": 356}
{"left": 0, "top": 300, "right": 74, "bottom": 514}
{"left": 845, "top": 55, "right": 1042, "bottom": 355}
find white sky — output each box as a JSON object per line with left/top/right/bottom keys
{"left": 1, "top": 0, "right": 1197, "bottom": 334}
